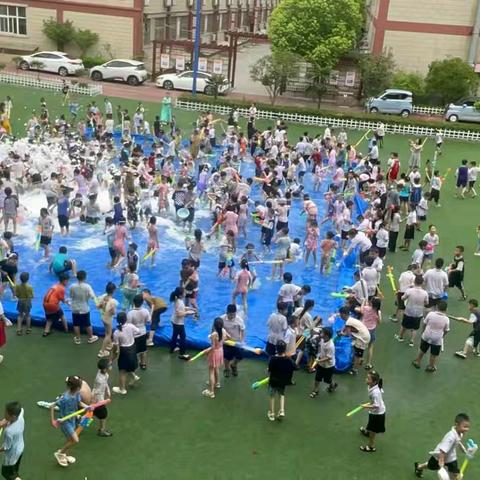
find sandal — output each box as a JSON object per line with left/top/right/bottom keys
{"left": 16, "top": 330, "right": 22, "bottom": 336}
{"left": 26, "top": 329, "right": 32, "bottom": 334}
{"left": 359, "top": 427, "right": 370, "bottom": 438}
{"left": 309, "top": 391, "right": 319, "bottom": 398}
{"left": 360, "top": 445, "right": 376, "bottom": 452}
{"left": 411, "top": 361, "right": 420, "bottom": 369}
{"left": 140, "top": 363, "right": 147, "bottom": 370}
{"left": 223, "top": 369, "right": 230, "bottom": 378}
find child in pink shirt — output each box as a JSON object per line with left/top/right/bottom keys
{"left": 232, "top": 259, "right": 252, "bottom": 312}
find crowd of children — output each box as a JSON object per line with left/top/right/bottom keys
{"left": 0, "top": 92, "right": 478, "bottom": 477}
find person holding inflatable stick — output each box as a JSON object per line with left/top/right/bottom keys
{"left": 50, "top": 376, "right": 91, "bottom": 467}
{"left": 266, "top": 340, "right": 295, "bottom": 422}
{"left": 453, "top": 299, "right": 480, "bottom": 359}
{"left": 309, "top": 327, "right": 337, "bottom": 398}
{"left": 414, "top": 413, "right": 471, "bottom": 479}
{"left": 358, "top": 370, "right": 386, "bottom": 453}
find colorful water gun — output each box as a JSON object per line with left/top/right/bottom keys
{"left": 441, "top": 167, "right": 452, "bottom": 182}
{"left": 34, "top": 226, "right": 41, "bottom": 251}
{"left": 251, "top": 376, "right": 269, "bottom": 390}
{"left": 188, "top": 347, "right": 211, "bottom": 363}
{"left": 142, "top": 248, "right": 157, "bottom": 262}
{"left": 224, "top": 340, "right": 263, "bottom": 355}
{"left": 51, "top": 399, "right": 111, "bottom": 428}
{"left": 346, "top": 404, "right": 369, "bottom": 417}
{"left": 460, "top": 439, "right": 478, "bottom": 476}
{"left": 330, "top": 292, "right": 349, "bottom": 298}
{"left": 386, "top": 266, "right": 397, "bottom": 294}
{"left": 75, "top": 410, "right": 94, "bottom": 436}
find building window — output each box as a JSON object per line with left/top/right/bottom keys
{"left": 206, "top": 13, "right": 215, "bottom": 33}
{"left": 177, "top": 15, "right": 189, "bottom": 39}
{"left": 0, "top": 5, "right": 26, "bottom": 35}
{"left": 154, "top": 17, "right": 166, "bottom": 40}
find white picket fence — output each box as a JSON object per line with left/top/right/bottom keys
{"left": 176, "top": 99, "right": 480, "bottom": 142}
{"left": 0, "top": 72, "right": 102, "bottom": 96}
{"left": 412, "top": 105, "right": 445, "bottom": 116}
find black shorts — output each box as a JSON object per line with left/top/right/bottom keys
{"left": 40, "top": 235, "right": 51, "bottom": 246}
{"left": 427, "top": 456, "right": 459, "bottom": 474}
{"left": 269, "top": 384, "right": 286, "bottom": 396}
{"left": 353, "top": 346, "right": 364, "bottom": 358}
{"left": 457, "top": 179, "right": 468, "bottom": 188}
{"left": 93, "top": 405, "right": 108, "bottom": 420}
{"left": 396, "top": 292, "right": 405, "bottom": 310}
{"left": 449, "top": 273, "right": 464, "bottom": 289}
{"left": 430, "top": 189, "right": 440, "bottom": 203}
{"left": 151, "top": 307, "right": 167, "bottom": 330}
{"left": 420, "top": 339, "right": 441, "bottom": 356}
{"left": 469, "top": 180, "right": 476, "bottom": 189}
{"left": 359, "top": 249, "right": 370, "bottom": 265}
{"left": 276, "top": 220, "right": 288, "bottom": 232}
{"left": 404, "top": 224, "right": 415, "bottom": 240}
{"left": 72, "top": 312, "right": 91, "bottom": 328}
{"left": 265, "top": 341, "right": 276, "bottom": 357}
{"left": 366, "top": 413, "right": 385, "bottom": 434}
{"left": 17, "top": 299, "right": 32, "bottom": 315}
{"left": 417, "top": 215, "right": 426, "bottom": 222}
{"left": 58, "top": 214, "right": 69, "bottom": 228}
{"left": 1, "top": 454, "right": 22, "bottom": 480}
{"left": 402, "top": 314, "right": 421, "bottom": 330}
{"left": 341, "top": 230, "right": 349, "bottom": 240}
{"left": 45, "top": 309, "right": 64, "bottom": 322}
{"left": 377, "top": 246, "right": 386, "bottom": 258}
{"left": 135, "top": 334, "right": 147, "bottom": 354}
{"left": 85, "top": 216, "right": 99, "bottom": 224}
{"left": 315, "top": 365, "right": 334, "bottom": 384}
{"left": 400, "top": 197, "right": 409, "bottom": 203}
{"left": 427, "top": 296, "right": 441, "bottom": 309}
{"left": 223, "top": 344, "right": 243, "bottom": 361}
{"left": 54, "top": 260, "right": 72, "bottom": 276}
{"left": 108, "top": 247, "right": 116, "bottom": 260}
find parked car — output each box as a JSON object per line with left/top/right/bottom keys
{"left": 19, "top": 51, "right": 84, "bottom": 76}
{"left": 89, "top": 59, "right": 148, "bottom": 86}
{"left": 366, "top": 89, "right": 413, "bottom": 117}
{"left": 444, "top": 97, "right": 480, "bottom": 123}
{"left": 155, "top": 71, "right": 231, "bottom": 95}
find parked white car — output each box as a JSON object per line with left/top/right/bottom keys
{"left": 155, "top": 70, "right": 231, "bottom": 95}
{"left": 89, "top": 59, "right": 148, "bottom": 86}
{"left": 19, "top": 51, "right": 84, "bottom": 76}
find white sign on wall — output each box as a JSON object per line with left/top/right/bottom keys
{"left": 213, "top": 59, "right": 223, "bottom": 74}
{"left": 176, "top": 56, "right": 185, "bottom": 70}
{"left": 160, "top": 54, "right": 170, "bottom": 69}
{"left": 198, "top": 58, "right": 207, "bottom": 71}
{"left": 345, "top": 71, "right": 356, "bottom": 87}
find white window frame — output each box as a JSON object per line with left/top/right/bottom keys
{"left": 0, "top": 3, "right": 27, "bottom": 36}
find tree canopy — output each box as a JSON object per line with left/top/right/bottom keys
{"left": 268, "top": 0, "right": 364, "bottom": 71}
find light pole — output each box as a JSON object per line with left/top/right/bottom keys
{"left": 192, "top": 0, "right": 202, "bottom": 96}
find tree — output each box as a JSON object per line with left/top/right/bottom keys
{"left": 42, "top": 19, "right": 75, "bottom": 51}
{"left": 205, "top": 74, "right": 227, "bottom": 99}
{"left": 359, "top": 51, "right": 396, "bottom": 98}
{"left": 268, "top": 0, "right": 364, "bottom": 72}
{"left": 73, "top": 28, "right": 99, "bottom": 56}
{"left": 250, "top": 52, "right": 298, "bottom": 105}
{"left": 391, "top": 70, "right": 425, "bottom": 96}
{"left": 30, "top": 60, "right": 46, "bottom": 80}
{"left": 305, "top": 65, "right": 330, "bottom": 108}
{"left": 425, "top": 57, "right": 479, "bottom": 104}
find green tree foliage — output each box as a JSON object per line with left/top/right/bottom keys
{"left": 359, "top": 51, "right": 396, "bottom": 98}
{"left": 268, "top": 0, "right": 364, "bottom": 71}
{"left": 42, "top": 19, "right": 75, "bottom": 51}
{"left": 73, "top": 28, "right": 99, "bottom": 56}
{"left": 205, "top": 74, "right": 227, "bottom": 99}
{"left": 391, "top": 70, "right": 425, "bottom": 96}
{"left": 425, "top": 57, "right": 479, "bottom": 104}
{"left": 250, "top": 52, "right": 299, "bottom": 105}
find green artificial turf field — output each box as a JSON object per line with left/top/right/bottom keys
{"left": 0, "top": 85, "right": 480, "bottom": 479}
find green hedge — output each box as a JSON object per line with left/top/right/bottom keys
{"left": 178, "top": 94, "right": 480, "bottom": 133}
{"left": 81, "top": 55, "right": 108, "bottom": 70}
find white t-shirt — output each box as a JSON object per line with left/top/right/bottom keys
{"left": 127, "top": 307, "right": 150, "bottom": 336}
{"left": 317, "top": 339, "right": 335, "bottom": 368}
{"left": 362, "top": 267, "right": 379, "bottom": 296}
{"left": 398, "top": 271, "right": 415, "bottom": 292}
{"left": 267, "top": 312, "right": 287, "bottom": 344}
{"left": 412, "top": 248, "right": 424, "bottom": 266}
{"left": 113, "top": 323, "right": 139, "bottom": 348}
{"left": 376, "top": 228, "right": 389, "bottom": 248}
{"left": 402, "top": 287, "right": 428, "bottom": 317}
{"left": 350, "top": 231, "right": 372, "bottom": 253}
{"left": 422, "top": 311, "right": 449, "bottom": 345}
{"left": 431, "top": 428, "right": 462, "bottom": 463}
{"left": 368, "top": 384, "right": 385, "bottom": 415}
{"left": 424, "top": 268, "right": 448, "bottom": 298}
{"left": 69, "top": 282, "right": 95, "bottom": 314}
{"left": 278, "top": 283, "right": 301, "bottom": 303}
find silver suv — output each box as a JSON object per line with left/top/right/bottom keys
{"left": 366, "top": 89, "right": 413, "bottom": 117}
{"left": 444, "top": 97, "right": 480, "bottom": 123}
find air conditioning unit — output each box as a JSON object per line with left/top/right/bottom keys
{"left": 201, "top": 32, "right": 212, "bottom": 43}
